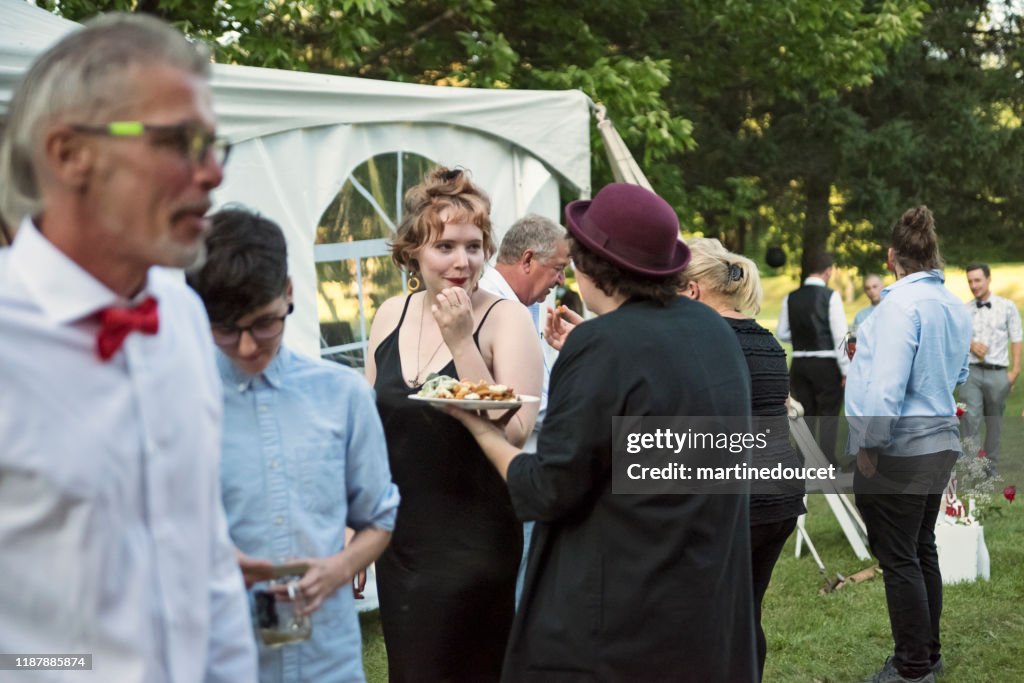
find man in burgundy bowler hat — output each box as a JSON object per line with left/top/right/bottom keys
{"left": 0, "top": 14, "right": 256, "bottom": 683}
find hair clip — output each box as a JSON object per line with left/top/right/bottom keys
{"left": 728, "top": 263, "right": 743, "bottom": 281}
{"left": 440, "top": 168, "right": 463, "bottom": 182}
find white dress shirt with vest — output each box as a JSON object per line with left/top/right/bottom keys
{"left": 776, "top": 275, "right": 849, "bottom": 376}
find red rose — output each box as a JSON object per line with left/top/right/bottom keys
{"left": 978, "top": 449, "right": 987, "bottom": 459}
{"left": 1004, "top": 486, "right": 1016, "bottom": 503}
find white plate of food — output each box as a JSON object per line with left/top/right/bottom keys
{"left": 410, "top": 374, "right": 539, "bottom": 410}
{"left": 409, "top": 393, "right": 540, "bottom": 410}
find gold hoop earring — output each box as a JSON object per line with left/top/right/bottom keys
{"left": 407, "top": 274, "right": 421, "bottom": 291}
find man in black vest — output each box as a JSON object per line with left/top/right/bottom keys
{"left": 777, "top": 252, "right": 849, "bottom": 464}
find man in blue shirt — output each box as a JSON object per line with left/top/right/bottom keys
{"left": 188, "top": 208, "right": 400, "bottom": 683}
{"left": 845, "top": 206, "right": 971, "bottom": 683}
{"left": 852, "top": 273, "right": 883, "bottom": 333}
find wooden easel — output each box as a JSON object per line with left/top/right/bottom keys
{"left": 789, "top": 415, "right": 871, "bottom": 561}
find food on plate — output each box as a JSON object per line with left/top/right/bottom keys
{"left": 417, "top": 374, "right": 517, "bottom": 402}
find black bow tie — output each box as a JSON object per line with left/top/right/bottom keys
{"left": 976, "top": 300, "right": 991, "bottom": 309}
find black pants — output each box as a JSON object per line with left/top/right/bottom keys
{"left": 750, "top": 517, "right": 798, "bottom": 682}
{"left": 855, "top": 451, "right": 957, "bottom": 679}
{"left": 789, "top": 357, "right": 843, "bottom": 464}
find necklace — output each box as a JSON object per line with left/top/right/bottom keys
{"left": 407, "top": 294, "right": 446, "bottom": 386}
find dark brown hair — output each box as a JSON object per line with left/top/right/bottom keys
{"left": 570, "top": 237, "right": 678, "bottom": 306}
{"left": 389, "top": 167, "right": 494, "bottom": 273}
{"left": 891, "top": 205, "right": 943, "bottom": 274}
{"left": 806, "top": 251, "right": 833, "bottom": 274}
{"left": 187, "top": 208, "right": 288, "bottom": 326}
{"left": 965, "top": 262, "right": 990, "bottom": 278}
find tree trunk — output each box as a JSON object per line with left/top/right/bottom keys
{"left": 801, "top": 174, "right": 831, "bottom": 281}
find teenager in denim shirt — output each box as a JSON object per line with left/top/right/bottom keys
{"left": 189, "top": 208, "right": 399, "bottom": 683}
{"left": 846, "top": 206, "right": 971, "bottom": 683}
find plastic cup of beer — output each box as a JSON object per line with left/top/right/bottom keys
{"left": 253, "top": 574, "right": 312, "bottom": 648}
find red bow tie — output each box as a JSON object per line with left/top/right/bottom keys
{"left": 96, "top": 296, "right": 160, "bottom": 361}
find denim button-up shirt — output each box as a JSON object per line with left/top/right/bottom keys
{"left": 218, "top": 346, "right": 399, "bottom": 683}
{"left": 846, "top": 270, "right": 972, "bottom": 457}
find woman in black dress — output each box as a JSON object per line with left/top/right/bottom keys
{"left": 447, "top": 184, "right": 758, "bottom": 682}
{"left": 678, "top": 237, "right": 806, "bottom": 682}
{"left": 364, "top": 167, "right": 543, "bottom": 682}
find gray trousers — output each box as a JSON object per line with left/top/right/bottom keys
{"left": 960, "top": 365, "right": 1011, "bottom": 468}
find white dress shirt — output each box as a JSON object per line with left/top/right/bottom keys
{"left": 776, "top": 276, "right": 850, "bottom": 376}
{"left": 0, "top": 220, "right": 257, "bottom": 683}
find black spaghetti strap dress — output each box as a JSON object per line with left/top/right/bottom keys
{"left": 373, "top": 295, "right": 522, "bottom": 683}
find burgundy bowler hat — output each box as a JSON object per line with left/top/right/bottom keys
{"left": 564, "top": 183, "right": 690, "bottom": 277}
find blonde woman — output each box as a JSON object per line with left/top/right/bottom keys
{"left": 365, "top": 167, "right": 542, "bottom": 682}
{"left": 679, "top": 237, "right": 805, "bottom": 682}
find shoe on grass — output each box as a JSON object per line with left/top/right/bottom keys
{"left": 862, "top": 656, "right": 936, "bottom": 683}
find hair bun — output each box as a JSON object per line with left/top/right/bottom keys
{"left": 901, "top": 205, "right": 934, "bottom": 233}
{"left": 422, "top": 166, "right": 471, "bottom": 197}
{"left": 891, "top": 204, "right": 941, "bottom": 274}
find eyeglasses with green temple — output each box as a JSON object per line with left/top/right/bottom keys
{"left": 71, "top": 121, "right": 231, "bottom": 166}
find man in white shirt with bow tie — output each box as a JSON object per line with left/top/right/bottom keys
{"left": 962, "top": 263, "right": 1022, "bottom": 476}
{"left": 0, "top": 13, "right": 256, "bottom": 683}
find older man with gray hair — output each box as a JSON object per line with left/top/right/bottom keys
{"left": 481, "top": 213, "right": 571, "bottom": 316}
{"left": 0, "top": 14, "right": 256, "bottom": 683}
{"left": 479, "top": 213, "right": 569, "bottom": 604}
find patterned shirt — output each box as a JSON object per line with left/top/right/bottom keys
{"left": 967, "top": 293, "right": 1023, "bottom": 367}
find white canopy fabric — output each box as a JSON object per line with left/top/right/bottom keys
{"left": 0, "top": 0, "right": 594, "bottom": 357}
{"left": 0, "top": 0, "right": 78, "bottom": 91}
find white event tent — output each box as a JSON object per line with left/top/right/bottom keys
{"left": 0, "top": 0, "right": 593, "bottom": 361}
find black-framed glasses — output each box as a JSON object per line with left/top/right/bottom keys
{"left": 71, "top": 121, "right": 231, "bottom": 166}
{"left": 211, "top": 303, "right": 293, "bottom": 346}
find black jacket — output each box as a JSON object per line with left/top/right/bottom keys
{"left": 505, "top": 297, "right": 757, "bottom": 683}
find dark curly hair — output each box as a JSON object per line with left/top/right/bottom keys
{"left": 389, "top": 167, "right": 495, "bottom": 275}
{"left": 569, "top": 237, "right": 678, "bottom": 306}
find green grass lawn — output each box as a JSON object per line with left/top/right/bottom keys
{"left": 360, "top": 489, "right": 1024, "bottom": 683}
{"left": 762, "top": 489, "right": 1024, "bottom": 683}
{"left": 359, "top": 610, "right": 387, "bottom": 681}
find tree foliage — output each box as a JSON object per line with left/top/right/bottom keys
{"left": 44, "top": 0, "right": 1024, "bottom": 272}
